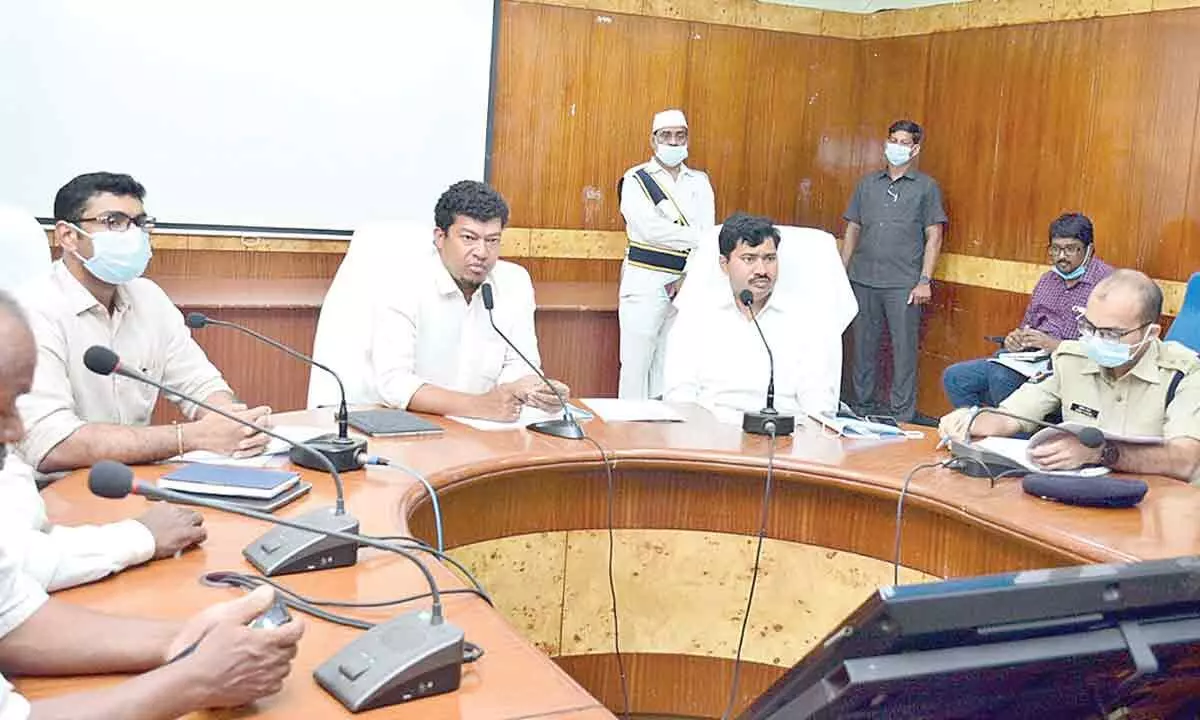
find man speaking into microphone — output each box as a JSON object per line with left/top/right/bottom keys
{"left": 662, "top": 213, "right": 841, "bottom": 425}
{"left": 367, "top": 180, "right": 571, "bottom": 422}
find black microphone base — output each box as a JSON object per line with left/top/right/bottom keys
{"left": 243, "top": 506, "right": 360, "bottom": 576}
{"left": 743, "top": 409, "right": 795, "bottom": 436}
{"left": 948, "top": 439, "right": 1029, "bottom": 479}
{"left": 289, "top": 433, "right": 367, "bottom": 473}
{"left": 314, "top": 611, "right": 464, "bottom": 711}
{"left": 527, "top": 417, "right": 586, "bottom": 440}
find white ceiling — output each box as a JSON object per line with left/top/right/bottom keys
{"left": 759, "top": 0, "right": 968, "bottom": 13}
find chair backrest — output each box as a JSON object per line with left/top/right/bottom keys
{"left": 1165, "top": 272, "right": 1200, "bottom": 353}
{"left": 307, "top": 222, "right": 431, "bottom": 408}
{"left": 0, "top": 206, "right": 51, "bottom": 292}
{"left": 672, "top": 223, "right": 858, "bottom": 402}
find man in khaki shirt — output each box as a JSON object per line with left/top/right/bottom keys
{"left": 940, "top": 269, "right": 1200, "bottom": 483}
{"left": 16, "top": 172, "right": 271, "bottom": 473}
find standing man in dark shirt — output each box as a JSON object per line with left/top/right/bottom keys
{"left": 841, "top": 120, "right": 948, "bottom": 423}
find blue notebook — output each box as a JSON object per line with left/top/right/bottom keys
{"left": 159, "top": 463, "right": 300, "bottom": 499}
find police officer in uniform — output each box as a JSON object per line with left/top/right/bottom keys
{"left": 617, "top": 109, "right": 716, "bottom": 399}
{"left": 939, "top": 269, "right": 1200, "bottom": 483}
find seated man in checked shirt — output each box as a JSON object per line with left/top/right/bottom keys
{"left": 942, "top": 213, "right": 1112, "bottom": 408}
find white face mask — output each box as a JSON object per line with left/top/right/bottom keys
{"left": 884, "top": 142, "right": 914, "bottom": 167}
{"left": 655, "top": 143, "right": 688, "bottom": 168}
{"left": 70, "top": 224, "right": 153, "bottom": 285}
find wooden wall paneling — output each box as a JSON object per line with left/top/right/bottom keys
{"left": 576, "top": 11, "right": 692, "bottom": 231}
{"left": 514, "top": 257, "right": 622, "bottom": 282}
{"left": 984, "top": 21, "right": 1100, "bottom": 264}
{"left": 920, "top": 28, "right": 1009, "bottom": 258}
{"left": 536, "top": 309, "right": 620, "bottom": 398}
{"left": 491, "top": 3, "right": 594, "bottom": 228}
{"left": 684, "top": 23, "right": 758, "bottom": 219}
{"left": 741, "top": 32, "right": 859, "bottom": 233}
{"left": 146, "top": 249, "right": 345, "bottom": 280}
{"left": 1113, "top": 11, "right": 1200, "bottom": 281}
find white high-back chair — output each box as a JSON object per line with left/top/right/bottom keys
{"left": 307, "top": 222, "right": 430, "bottom": 408}
{"left": 0, "top": 206, "right": 51, "bottom": 292}
{"left": 672, "top": 224, "right": 857, "bottom": 407}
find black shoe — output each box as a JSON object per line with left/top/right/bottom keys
{"left": 909, "top": 412, "right": 940, "bottom": 428}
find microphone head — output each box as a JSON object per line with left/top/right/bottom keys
{"left": 738, "top": 289, "right": 753, "bottom": 307}
{"left": 88, "top": 460, "right": 136, "bottom": 499}
{"left": 185, "top": 312, "right": 209, "bottom": 329}
{"left": 83, "top": 346, "right": 120, "bottom": 376}
{"left": 480, "top": 283, "right": 494, "bottom": 311}
{"left": 1077, "top": 426, "right": 1105, "bottom": 449}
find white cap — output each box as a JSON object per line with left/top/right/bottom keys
{"left": 652, "top": 109, "right": 687, "bottom": 132}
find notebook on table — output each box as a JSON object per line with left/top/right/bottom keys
{"left": 347, "top": 409, "right": 445, "bottom": 437}
{"left": 159, "top": 463, "right": 301, "bottom": 499}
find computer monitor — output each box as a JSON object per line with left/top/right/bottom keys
{"left": 740, "top": 556, "right": 1200, "bottom": 720}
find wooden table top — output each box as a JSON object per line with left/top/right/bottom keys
{"left": 153, "top": 278, "right": 618, "bottom": 312}
{"left": 20, "top": 406, "right": 1200, "bottom": 718}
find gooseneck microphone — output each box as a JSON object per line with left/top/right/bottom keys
{"left": 737, "top": 289, "right": 795, "bottom": 436}
{"left": 185, "top": 312, "right": 367, "bottom": 473}
{"left": 479, "top": 283, "right": 584, "bottom": 440}
{"left": 88, "top": 461, "right": 467, "bottom": 711}
{"left": 949, "top": 406, "right": 1106, "bottom": 479}
{"left": 83, "top": 345, "right": 359, "bottom": 577}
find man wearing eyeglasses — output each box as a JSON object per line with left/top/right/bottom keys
{"left": 841, "top": 119, "right": 947, "bottom": 424}
{"left": 4, "top": 173, "right": 270, "bottom": 590}
{"left": 617, "top": 109, "right": 716, "bottom": 400}
{"left": 939, "top": 270, "right": 1200, "bottom": 483}
{"left": 942, "top": 213, "right": 1113, "bottom": 408}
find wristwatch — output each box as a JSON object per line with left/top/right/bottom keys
{"left": 1100, "top": 442, "right": 1120, "bottom": 467}
{"left": 918, "top": 274, "right": 931, "bottom": 285}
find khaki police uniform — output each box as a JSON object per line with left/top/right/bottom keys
{"left": 1000, "top": 338, "right": 1200, "bottom": 449}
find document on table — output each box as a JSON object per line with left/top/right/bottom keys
{"left": 167, "top": 424, "right": 330, "bottom": 467}
{"left": 987, "top": 350, "right": 1051, "bottom": 378}
{"left": 448, "top": 404, "right": 594, "bottom": 432}
{"left": 579, "top": 398, "right": 685, "bottom": 423}
{"left": 972, "top": 436, "right": 1110, "bottom": 476}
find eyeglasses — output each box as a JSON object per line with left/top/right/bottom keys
{"left": 1048, "top": 244, "right": 1086, "bottom": 259}
{"left": 75, "top": 212, "right": 156, "bottom": 232}
{"left": 1077, "top": 316, "right": 1150, "bottom": 343}
{"left": 654, "top": 129, "right": 688, "bottom": 144}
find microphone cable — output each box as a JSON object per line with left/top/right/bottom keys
{"left": 361, "top": 454, "right": 444, "bottom": 553}
{"left": 720, "top": 424, "right": 777, "bottom": 720}
{"left": 581, "top": 433, "right": 631, "bottom": 720}
{"left": 200, "top": 571, "right": 486, "bottom": 663}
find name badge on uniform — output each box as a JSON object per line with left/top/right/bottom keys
{"left": 1068, "top": 402, "right": 1099, "bottom": 419}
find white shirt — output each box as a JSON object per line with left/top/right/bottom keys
{"left": 16, "top": 262, "right": 232, "bottom": 470}
{"left": 368, "top": 246, "right": 542, "bottom": 409}
{"left": 0, "top": 454, "right": 154, "bottom": 592}
{"left": 620, "top": 159, "right": 716, "bottom": 254}
{"left": 0, "top": 540, "right": 49, "bottom": 720}
{"left": 663, "top": 289, "right": 840, "bottom": 425}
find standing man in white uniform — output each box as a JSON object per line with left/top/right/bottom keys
{"left": 618, "top": 109, "right": 716, "bottom": 399}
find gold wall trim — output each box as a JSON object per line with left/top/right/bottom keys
{"left": 70, "top": 228, "right": 1187, "bottom": 313}
{"left": 514, "top": 0, "right": 1200, "bottom": 39}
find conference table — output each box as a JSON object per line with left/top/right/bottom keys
{"left": 17, "top": 405, "right": 1200, "bottom": 719}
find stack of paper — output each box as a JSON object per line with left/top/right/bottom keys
{"left": 987, "top": 350, "right": 1051, "bottom": 378}
{"left": 972, "top": 436, "right": 1109, "bottom": 476}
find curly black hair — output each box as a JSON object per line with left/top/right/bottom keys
{"left": 434, "top": 180, "right": 509, "bottom": 232}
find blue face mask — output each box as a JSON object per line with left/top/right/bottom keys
{"left": 884, "top": 142, "right": 914, "bottom": 166}
{"left": 1052, "top": 246, "right": 1092, "bottom": 281}
{"left": 655, "top": 143, "right": 688, "bottom": 168}
{"left": 70, "top": 225, "right": 152, "bottom": 285}
{"left": 1082, "top": 328, "right": 1150, "bottom": 369}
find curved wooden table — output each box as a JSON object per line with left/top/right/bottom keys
{"left": 18, "top": 405, "right": 1200, "bottom": 719}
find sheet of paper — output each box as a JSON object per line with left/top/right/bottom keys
{"left": 808, "top": 412, "right": 919, "bottom": 440}
{"left": 987, "top": 355, "right": 1051, "bottom": 378}
{"left": 972, "top": 436, "right": 1110, "bottom": 476}
{"left": 166, "top": 424, "right": 329, "bottom": 466}
{"left": 448, "top": 405, "right": 592, "bottom": 432}
{"left": 579, "top": 398, "right": 685, "bottom": 423}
